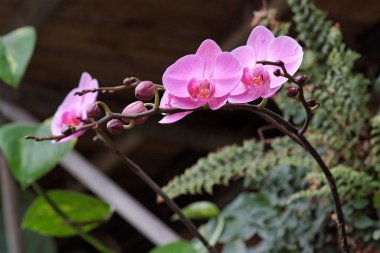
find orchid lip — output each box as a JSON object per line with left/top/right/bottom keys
{"left": 241, "top": 65, "right": 269, "bottom": 89}
{"left": 187, "top": 77, "right": 215, "bottom": 102}
{"left": 61, "top": 110, "right": 81, "bottom": 127}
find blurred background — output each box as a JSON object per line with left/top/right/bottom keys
{"left": 0, "top": 0, "right": 379, "bottom": 252}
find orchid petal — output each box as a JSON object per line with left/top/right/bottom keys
{"left": 231, "top": 46, "right": 256, "bottom": 68}
{"left": 228, "top": 88, "right": 262, "bottom": 104}
{"left": 261, "top": 84, "right": 282, "bottom": 98}
{"left": 196, "top": 39, "right": 222, "bottom": 78}
{"left": 159, "top": 91, "right": 172, "bottom": 108}
{"left": 163, "top": 55, "right": 204, "bottom": 97}
{"left": 213, "top": 52, "right": 242, "bottom": 97}
{"left": 171, "top": 96, "right": 205, "bottom": 109}
{"left": 230, "top": 82, "right": 247, "bottom": 96}
{"left": 159, "top": 112, "right": 192, "bottom": 124}
{"left": 267, "top": 36, "right": 303, "bottom": 88}
{"left": 247, "top": 26, "right": 275, "bottom": 61}
{"left": 78, "top": 73, "right": 99, "bottom": 119}
{"left": 208, "top": 94, "right": 229, "bottom": 110}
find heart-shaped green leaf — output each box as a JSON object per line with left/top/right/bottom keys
{"left": 22, "top": 190, "right": 112, "bottom": 237}
{"left": 0, "top": 26, "right": 36, "bottom": 87}
{"left": 0, "top": 122, "right": 75, "bottom": 188}
{"left": 149, "top": 241, "right": 197, "bottom": 253}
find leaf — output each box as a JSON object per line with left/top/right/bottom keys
{"left": 149, "top": 241, "right": 197, "bottom": 253}
{"left": 22, "top": 190, "right": 112, "bottom": 237}
{"left": 352, "top": 198, "right": 369, "bottom": 210}
{"left": 353, "top": 213, "right": 374, "bottom": 229}
{"left": 0, "top": 122, "right": 75, "bottom": 188}
{"left": 373, "top": 192, "right": 380, "bottom": 209}
{"left": 0, "top": 26, "right": 36, "bottom": 87}
{"left": 171, "top": 201, "right": 220, "bottom": 221}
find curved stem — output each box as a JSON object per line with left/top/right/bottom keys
{"left": 94, "top": 129, "right": 218, "bottom": 253}
{"left": 232, "top": 106, "right": 349, "bottom": 253}
{"left": 297, "top": 135, "right": 349, "bottom": 253}
{"left": 297, "top": 87, "right": 313, "bottom": 135}
{"left": 31, "top": 183, "right": 114, "bottom": 253}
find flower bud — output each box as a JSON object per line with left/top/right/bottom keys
{"left": 123, "top": 77, "right": 134, "bottom": 86}
{"left": 287, "top": 87, "right": 299, "bottom": 97}
{"left": 61, "top": 126, "right": 75, "bottom": 136}
{"left": 294, "top": 75, "right": 307, "bottom": 85}
{"left": 86, "top": 103, "right": 100, "bottom": 118}
{"left": 307, "top": 99, "right": 317, "bottom": 107}
{"left": 122, "top": 101, "right": 148, "bottom": 125}
{"left": 135, "top": 81, "right": 155, "bottom": 101}
{"left": 107, "top": 119, "right": 124, "bottom": 135}
{"left": 273, "top": 69, "right": 281, "bottom": 76}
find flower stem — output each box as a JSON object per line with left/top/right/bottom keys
{"left": 94, "top": 129, "right": 218, "bottom": 253}
{"left": 31, "top": 183, "right": 115, "bottom": 253}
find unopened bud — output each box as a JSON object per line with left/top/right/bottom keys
{"left": 122, "top": 101, "right": 147, "bottom": 125}
{"left": 287, "top": 87, "right": 299, "bottom": 97}
{"left": 273, "top": 69, "right": 281, "bottom": 76}
{"left": 86, "top": 103, "right": 100, "bottom": 118}
{"left": 107, "top": 119, "right": 124, "bottom": 135}
{"left": 61, "top": 126, "right": 75, "bottom": 136}
{"left": 294, "top": 75, "right": 307, "bottom": 85}
{"left": 307, "top": 99, "right": 317, "bottom": 107}
{"left": 123, "top": 77, "right": 134, "bottom": 86}
{"left": 135, "top": 81, "right": 155, "bottom": 101}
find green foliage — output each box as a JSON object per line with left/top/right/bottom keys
{"left": 149, "top": 241, "right": 197, "bottom": 253}
{"left": 163, "top": 137, "right": 315, "bottom": 199}
{"left": 163, "top": 0, "right": 380, "bottom": 251}
{"left": 0, "top": 26, "right": 36, "bottom": 87}
{"left": 171, "top": 201, "right": 220, "bottom": 221}
{"left": 0, "top": 121, "right": 75, "bottom": 189}
{"left": 368, "top": 115, "right": 380, "bottom": 172}
{"left": 22, "top": 190, "right": 112, "bottom": 237}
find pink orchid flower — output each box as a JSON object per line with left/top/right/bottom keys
{"left": 228, "top": 26, "right": 303, "bottom": 103}
{"left": 51, "top": 72, "right": 98, "bottom": 142}
{"left": 162, "top": 39, "right": 242, "bottom": 111}
{"left": 159, "top": 91, "right": 192, "bottom": 124}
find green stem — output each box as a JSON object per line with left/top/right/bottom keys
{"left": 31, "top": 183, "right": 115, "bottom": 253}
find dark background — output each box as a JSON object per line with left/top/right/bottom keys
{"left": 0, "top": 0, "right": 379, "bottom": 252}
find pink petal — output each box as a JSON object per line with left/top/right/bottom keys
{"left": 78, "top": 73, "right": 99, "bottom": 119}
{"left": 163, "top": 55, "right": 204, "bottom": 97}
{"left": 51, "top": 89, "right": 82, "bottom": 135}
{"left": 267, "top": 36, "right": 303, "bottom": 88}
{"left": 261, "top": 84, "right": 282, "bottom": 98}
{"left": 196, "top": 39, "right": 222, "bottom": 78}
{"left": 159, "top": 112, "right": 192, "bottom": 124}
{"left": 228, "top": 88, "right": 261, "bottom": 104}
{"left": 230, "top": 82, "right": 247, "bottom": 96}
{"left": 159, "top": 91, "right": 172, "bottom": 108}
{"left": 247, "top": 26, "right": 275, "bottom": 61}
{"left": 212, "top": 52, "right": 242, "bottom": 97}
{"left": 171, "top": 96, "right": 205, "bottom": 109}
{"left": 231, "top": 46, "right": 256, "bottom": 68}
{"left": 208, "top": 94, "right": 229, "bottom": 110}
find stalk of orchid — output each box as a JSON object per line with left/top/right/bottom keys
{"left": 25, "top": 26, "right": 349, "bottom": 253}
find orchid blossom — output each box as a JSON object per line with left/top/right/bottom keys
{"left": 229, "top": 25, "right": 303, "bottom": 103}
{"left": 162, "top": 39, "right": 242, "bottom": 114}
{"left": 51, "top": 72, "right": 98, "bottom": 142}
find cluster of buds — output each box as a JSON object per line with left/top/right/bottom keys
{"left": 86, "top": 80, "right": 156, "bottom": 135}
